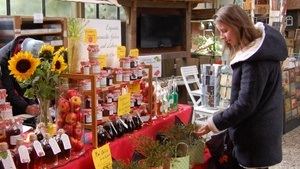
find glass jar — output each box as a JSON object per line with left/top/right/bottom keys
{"left": 100, "top": 70, "right": 108, "bottom": 88}
{"left": 0, "top": 89, "right": 7, "bottom": 105}
{"left": 0, "top": 102, "right": 13, "bottom": 119}
{"left": 123, "top": 70, "right": 131, "bottom": 82}
{"left": 112, "top": 89, "right": 121, "bottom": 102}
{"left": 97, "top": 125, "right": 108, "bottom": 147}
{"left": 106, "top": 93, "right": 114, "bottom": 103}
{"left": 113, "top": 68, "right": 123, "bottom": 84}
{"left": 97, "top": 105, "right": 103, "bottom": 121}
{"left": 81, "top": 79, "right": 91, "bottom": 91}
{"left": 130, "top": 96, "right": 136, "bottom": 108}
{"left": 95, "top": 74, "right": 101, "bottom": 88}
{"left": 130, "top": 68, "right": 138, "bottom": 80}
{"left": 119, "top": 57, "right": 131, "bottom": 69}
{"left": 129, "top": 56, "right": 138, "bottom": 68}
{"left": 137, "top": 65, "right": 143, "bottom": 79}
{"left": 82, "top": 108, "right": 92, "bottom": 123}
{"left": 5, "top": 118, "right": 22, "bottom": 149}
{"left": 90, "top": 60, "right": 101, "bottom": 74}
{"left": 80, "top": 61, "right": 90, "bottom": 75}
{"left": 102, "top": 103, "right": 115, "bottom": 117}
{"left": 107, "top": 72, "right": 114, "bottom": 86}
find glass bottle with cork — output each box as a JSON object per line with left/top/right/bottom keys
{"left": 5, "top": 118, "right": 22, "bottom": 149}
{"left": 41, "top": 133, "right": 60, "bottom": 167}
{"left": 0, "top": 142, "right": 16, "bottom": 169}
{"left": 55, "top": 129, "right": 71, "bottom": 162}
{"left": 28, "top": 133, "right": 44, "bottom": 169}
{"left": 12, "top": 138, "right": 30, "bottom": 169}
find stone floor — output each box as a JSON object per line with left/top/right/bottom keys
{"left": 270, "top": 125, "right": 300, "bottom": 169}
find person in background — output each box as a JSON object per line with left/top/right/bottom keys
{"left": 195, "top": 4, "right": 288, "bottom": 169}
{"left": 0, "top": 36, "right": 44, "bottom": 116}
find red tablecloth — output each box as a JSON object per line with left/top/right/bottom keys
{"left": 53, "top": 104, "right": 211, "bottom": 169}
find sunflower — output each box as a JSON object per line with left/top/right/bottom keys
{"left": 8, "top": 51, "right": 41, "bottom": 82}
{"left": 51, "top": 54, "right": 68, "bottom": 73}
{"left": 38, "top": 45, "right": 55, "bottom": 59}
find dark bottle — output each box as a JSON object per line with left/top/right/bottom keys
{"left": 0, "top": 142, "right": 16, "bottom": 169}
{"left": 114, "top": 117, "right": 126, "bottom": 138}
{"left": 5, "top": 118, "right": 22, "bottom": 149}
{"left": 42, "top": 133, "right": 58, "bottom": 167}
{"left": 103, "top": 120, "right": 117, "bottom": 141}
{"left": 132, "top": 111, "right": 143, "bottom": 130}
{"left": 35, "top": 123, "right": 45, "bottom": 142}
{"left": 97, "top": 125, "right": 108, "bottom": 147}
{"left": 124, "top": 114, "right": 135, "bottom": 133}
{"left": 28, "top": 133, "right": 43, "bottom": 169}
{"left": 13, "top": 138, "right": 29, "bottom": 169}
{"left": 55, "top": 129, "right": 71, "bottom": 162}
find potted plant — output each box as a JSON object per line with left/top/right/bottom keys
{"left": 131, "top": 135, "right": 171, "bottom": 169}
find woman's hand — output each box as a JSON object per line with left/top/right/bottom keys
{"left": 25, "top": 104, "right": 40, "bottom": 116}
{"left": 194, "top": 124, "right": 211, "bottom": 136}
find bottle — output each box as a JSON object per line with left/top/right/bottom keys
{"left": 97, "top": 125, "right": 108, "bottom": 147}
{"left": 103, "top": 120, "right": 117, "bottom": 141}
{"left": 114, "top": 117, "right": 126, "bottom": 138}
{"left": 56, "top": 129, "right": 71, "bottom": 162}
{"left": 124, "top": 114, "right": 135, "bottom": 133}
{"left": 28, "top": 134, "right": 43, "bottom": 169}
{"left": 171, "top": 79, "right": 178, "bottom": 111}
{"left": 13, "top": 138, "right": 30, "bottom": 169}
{"left": 35, "top": 123, "right": 45, "bottom": 142}
{"left": 41, "top": 133, "right": 59, "bottom": 167}
{"left": 0, "top": 142, "right": 16, "bottom": 169}
{"left": 132, "top": 110, "right": 143, "bottom": 130}
{"left": 5, "top": 118, "right": 22, "bottom": 149}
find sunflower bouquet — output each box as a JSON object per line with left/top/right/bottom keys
{"left": 8, "top": 45, "right": 68, "bottom": 129}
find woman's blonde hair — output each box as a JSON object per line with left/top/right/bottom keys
{"left": 213, "top": 4, "right": 261, "bottom": 59}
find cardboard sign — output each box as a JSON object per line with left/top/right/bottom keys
{"left": 92, "top": 144, "right": 112, "bottom": 169}
{"left": 117, "top": 93, "right": 131, "bottom": 116}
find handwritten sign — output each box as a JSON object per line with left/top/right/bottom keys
{"left": 138, "top": 55, "right": 162, "bottom": 77}
{"left": 92, "top": 144, "right": 112, "bottom": 169}
{"left": 98, "top": 55, "right": 107, "bottom": 69}
{"left": 117, "top": 46, "right": 126, "bottom": 59}
{"left": 129, "top": 48, "right": 139, "bottom": 57}
{"left": 85, "top": 29, "right": 98, "bottom": 44}
{"left": 128, "top": 83, "right": 140, "bottom": 94}
{"left": 117, "top": 93, "right": 131, "bottom": 116}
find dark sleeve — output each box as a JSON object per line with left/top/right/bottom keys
{"left": 0, "top": 58, "right": 28, "bottom": 116}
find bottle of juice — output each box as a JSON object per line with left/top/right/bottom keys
{"left": 41, "top": 133, "right": 59, "bottom": 167}
{"left": 5, "top": 118, "right": 22, "bottom": 149}
{"left": 28, "top": 133, "right": 44, "bottom": 169}
{"left": 55, "top": 129, "right": 71, "bottom": 162}
{"left": 13, "top": 138, "right": 30, "bottom": 169}
{"left": 97, "top": 125, "right": 108, "bottom": 147}
{"left": 0, "top": 142, "right": 16, "bottom": 169}
{"left": 171, "top": 79, "right": 178, "bottom": 111}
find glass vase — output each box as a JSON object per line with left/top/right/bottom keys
{"left": 37, "top": 96, "right": 54, "bottom": 136}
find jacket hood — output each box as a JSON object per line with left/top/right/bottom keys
{"left": 0, "top": 36, "right": 27, "bottom": 63}
{"left": 230, "top": 22, "right": 288, "bottom": 66}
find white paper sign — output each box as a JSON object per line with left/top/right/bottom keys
{"left": 49, "top": 138, "right": 61, "bottom": 155}
{"left": 18, "top": 145, "right": 30, "bottom": 163}
{"left": 138, "top": 55, "right": 162, "bottom": 77}
{"left": 61, "top": 134, "right": 72, "bottom": 150}
{"left": 33, "top": 140, "right": 45, "bottom": 157}
{"left": 1, "top": 150, "right": 16, "bottom": 169}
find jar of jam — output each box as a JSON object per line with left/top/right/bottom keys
{"left": 130, "top": 96, "right": 136, "bottom": 108}
{"left": 102, "top": 103, "right": 115, "bottom": 116}
{"left": 106, "top": 93, "right": 114, "bottom": 103}
{"left": 0, "top": 89, "right": 7, "bottom": 105}
{"left": 80, "top": 61, "right": 90, "bottom": 75}
{"left": 96, "top": 74, "right": 101, "bottom": 88}
{"left": 100, "top": 70, "right": 108, "bottom": 88}
{"left": 112, "top": 89, "right": 121, "bottom": 102}
{"left": 97, "top": 105, "right": 103, "bottom": 121}
{"left": 42, "top": 133, "right": 59, "bottom": 167}
{"left": 107, "top": 72, "right": 114, "bottom": 86}
{"left": 5, "top": 118, "right": 22, "bottom": 149}
{"left": 90, "top": 60, "right": 101, "bottom": 74}
{"left": 123, "top": 70, "right": 131, "bottom": 82}
{"left": 137, "top": 65, "right": 143, "bottom": 79}
{"left": 133, "top": 93, "right": 143, "bottom": 107}
{"left": 119, "top": 57, "right": 131, "bottom": 69}
{"left": 113, "top": 68, "right": 123, "bottom": 84}
{"left": 81, "top": 79, "right": 91, "bottom": 91}
{"left": 82, "top": 108, "right": 92, "bottom": 123}
{"left": 0, "top": 102, "right": 13, "bottom": 119}
{"left": 130, "top": 68, "right": 138, "bottom": 80}
{"left": 97, "top": 125, "right": 108, "bottom": 147}
{"left": 129, "top": 56, "right": 138, "bottom": 68}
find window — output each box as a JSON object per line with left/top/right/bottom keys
{"left": 0, "top": 0, "right": 6, "bottom": 15}
{"left": 10, "top": 0, "right": 42, "bottom": 16}
{"left": 45, "top": 0, "right": 72, "bottom": 18}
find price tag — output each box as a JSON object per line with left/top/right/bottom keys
{"left": 117, "top": 46, "right": 126, "bottom": 59}
{"left": 128, "top": 83, "right": 140, "bottom": 94}
{"left": 1, "top": 150, "right": 16, "bottom": 169}
{"left": 33, "top": 140, "right": 45, "bottom": 157}
{"left": 18, "top": 145, "right": 30, "bottom": 163}
{"left": 85, "top": 29, "right": 98, "bottom": 44}
{"left": 98, "top": 55, "right": 107, "bottom": 69}
{"left": 49, "top": 138, "right": 61, "bottom": 155}
{"left": 117, "top": 93, "right": 131, "bottom": 116}
{"left": 61, "top": 134, "right": 72, "bottom": 150}
{"left": 92, "top": 144, "right": 112, "bottom": 169}
{"left": 129, "top": 48, "right": 139, "bottom": 57}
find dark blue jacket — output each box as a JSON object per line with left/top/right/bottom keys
{"left": 211, "top": 23, "right": 288, "bottom": 167}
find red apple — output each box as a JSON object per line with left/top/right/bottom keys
{"left": 76, "top": 110, "right": 84, "bottom": 122}
{"left": 65, "top": 112, "right": 77, "bottom": 125}
{"left": 69, "top": 95, "right": 82, "bottom": 109}
{"left": 69, "top": 137, "right": 84, "bottom": 151}
{"left": 67, "top": 89, "right": 80, "bottom": 99}
{"left": 57, "top": 98, "right": 70, "bottom": 113}
{"left": 63, "top": 123, "right": 74, "bottom": 136}
{"left": 73, "top": 122, "right": 83, "bottom": 140}
{"left": 56, "top": 118, "right": 65, "bottom": 129}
